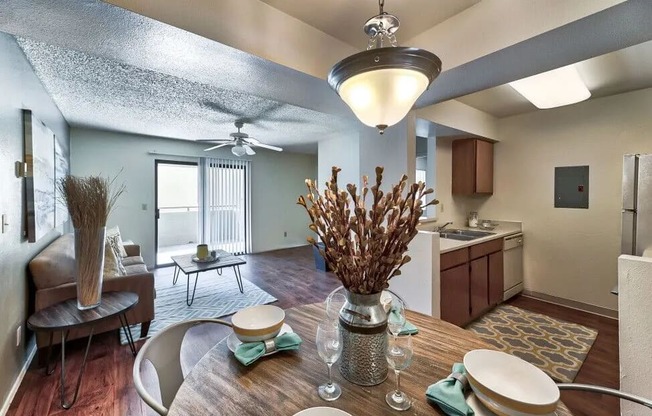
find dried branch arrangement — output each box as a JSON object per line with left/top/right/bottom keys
{"left": 58, "top": 174, "right": 125, "bottom": 308}
{"left": 298, "top": 166, "right": 438, "bottom": 294}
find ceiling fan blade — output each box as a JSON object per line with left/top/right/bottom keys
{"left": 243, "top": 144, "right": 256, "bottom": 155}
{"left": 253, "top": 142, "right": 283, "bottom": 152}
{"left": 204, "top": 143, "right": 232, "bottom": 151}
{"left": 195, "top": 139, "right": 232, "bottom": 142}
{"left": 243, "top": 137, "right": 260, "bottom": 145}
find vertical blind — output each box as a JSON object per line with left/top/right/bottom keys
{"left": 198, "top": 157, "right": 251, "bottom": 254}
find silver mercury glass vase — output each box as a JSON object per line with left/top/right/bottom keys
{"left": 338, "top": 290, "right": 388, "bottom": 386}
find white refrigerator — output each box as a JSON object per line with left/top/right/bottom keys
{"left": 622, "top": 154, "right": 652, "bottom": 257}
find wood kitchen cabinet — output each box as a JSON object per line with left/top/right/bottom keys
{"left": 440, "top": 263, "right": 471, "bottom": 327}
{"left": 470, "top": 257, "right": 489, "bottom": 318}
{"left": 452, "top": 138, "right": 494, "bottom": 195}
{"left": 440, "top": 239, "right": 504, "bottom": 326}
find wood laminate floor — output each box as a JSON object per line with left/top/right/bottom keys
{"left": 8, "top": 246, "right": 619, "bottom": 416}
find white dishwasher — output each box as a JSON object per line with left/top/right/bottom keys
{"left": 503, "top": 233, "right": 524, "bottom": 300}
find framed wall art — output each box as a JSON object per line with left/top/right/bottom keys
{"left": 23, "top": 109, "right": 55, "bottom": 242}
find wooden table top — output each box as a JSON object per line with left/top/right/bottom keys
{"left": 27, "top": 291, "right": 139, "bottom": 332}
{"left": 169, "top": 303, "right": 572, "bottom": 416}
{"left": 172, "top": 250, "right": 246, "bottom": 274}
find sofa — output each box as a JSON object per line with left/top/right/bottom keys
{"left": 29, "top": 233, "right": 155, "bottom": 349}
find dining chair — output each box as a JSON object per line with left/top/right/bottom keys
{"left": 557, "top": 383, "right": 652, "bottom": 410}
{"left": 132, "top": 318, "right": 232, "bottom": 415}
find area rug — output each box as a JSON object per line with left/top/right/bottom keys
{"left": 120, "top": 273, "right": 277, "bottom": 345}
{"left": 466, "top": 304, "right": 598, "bottom": 383}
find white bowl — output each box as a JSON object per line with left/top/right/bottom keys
{"left": 231, "top": 305, "right": 285, "bottom": 342}
{"left": 293, "top": 407, "right": 352, "bottom": 416}
{"left": 464, "top": 349, "right": 559, "bottom": 415}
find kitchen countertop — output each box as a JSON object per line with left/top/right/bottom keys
{"left": 420, "top": 221, "right": 523, "bottom": 254}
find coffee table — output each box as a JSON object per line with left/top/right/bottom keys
{"left": 171, "top": 250, "right": 247, "bottom": 306}
{"left": 27, "top": 291, "right": 139, "bottom": 409}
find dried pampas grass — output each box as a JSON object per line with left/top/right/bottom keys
{"left": 58, "top": 174, "right": 125, "bottom": 308}
{"left": 298, "top": 166, "right": 438, "bottom": 295}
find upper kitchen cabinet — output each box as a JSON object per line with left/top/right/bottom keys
{"left": 452, "top": 138, "right": 494, "bottom": 195}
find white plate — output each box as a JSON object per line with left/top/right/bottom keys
{"left": 227, "top": 323, "right": 293, "bottom": 356}
{"left": 464, "top": 350, "right": 559, "bottom": 415}
{"left": 293, "top": 407, "right": 352, "bottom": 416}
{"left": 469, "top": 385, "right": 556, "bottom": 416}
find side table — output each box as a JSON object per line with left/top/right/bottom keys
{"left": 27, "top": 291, "right": 139, "bottom": 409}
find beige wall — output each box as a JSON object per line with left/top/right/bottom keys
{"left": 439, "top": 87, "right": 652, "bottom": 311}
{"left": 70, "top": 128, "right": 317, "bottom": 266}
{"left": 0, "top": 33, "right": 70, "bottom": 411}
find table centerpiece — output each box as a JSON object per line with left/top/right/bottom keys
{"left": 298, "top": 166, "right": 437, "bottom": 386}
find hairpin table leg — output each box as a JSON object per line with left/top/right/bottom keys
{"left": 187, "top": 272, "right": 200, "bottom": 306}
{"left": 118, "top": 313, "right": 138, "bottom": 356}
{"left": 44, "top": 331, "right": 58, "bottom": 375}
{"left": 173, "top": 265, "right": 181, "bottom": 285}
{"left": 234, "top": 265, "right": 244, "bottom": 293}
{"left": 60, "top": 327, "right": 94, "bottom": 409}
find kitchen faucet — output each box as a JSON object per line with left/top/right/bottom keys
{"left": 436, "top": 221, "right": 453, "bottom": 232}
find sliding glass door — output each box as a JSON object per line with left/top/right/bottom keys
{"left": 155, "top": 160, "right": 199, "bottom": 266}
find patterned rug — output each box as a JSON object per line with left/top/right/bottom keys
{"left": 120, "top": 271, "right": 277, "bottom": 345}
{"left": 466, "top": 305, "right": 598, "bottom": 383}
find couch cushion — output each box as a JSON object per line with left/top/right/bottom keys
{"left": 103, "top": 242, "right": 123, "bottom": 278}
{"left": 29, "top": 234, "right": 75, "bottom": 290}
{"left": 124, "top": 264, "right": 148, "bottom": 275}
{"left": 106, "top": 226, "right": 128, "bottom": 258}
{"left": 122, "top": 256, "right": 145, "bottom": 267}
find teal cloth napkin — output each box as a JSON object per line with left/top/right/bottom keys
{"left": 426, "top": 363, "right": 474, "bottom": 416}
{"left": 389, "top": 306, "right": 419, "bottom": 335}
{"left": 234, "top": 332, "right": 302, "bottom": 366}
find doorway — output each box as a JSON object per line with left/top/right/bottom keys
{"left": 155, "top": 160, "right": 199, "bottom": 266}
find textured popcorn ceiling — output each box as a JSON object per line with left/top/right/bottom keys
{"left": 17, "top": 37, "right": 353, "bottom": 153}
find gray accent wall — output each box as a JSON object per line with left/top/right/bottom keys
{"left": 0, "top": 32, "right": 70, "bottom": 409}
{"left": 70, "top": 128, "right": 317, "bottom": 266}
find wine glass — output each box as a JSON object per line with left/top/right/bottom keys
{"left": 316, "top": 320, "right": 343, "bottom": 401}
{"left": 385, "top": 334, "right": 414, "bottom": 411}
{"left": 387, "top": 295, "right": 406, "bottom": 340}
{"left": 326, "top": 291, "right": 346, "bottom": 325}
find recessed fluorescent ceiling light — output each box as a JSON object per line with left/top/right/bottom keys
{"left": 509, "top": 64, "right": 591, "bottom": 109}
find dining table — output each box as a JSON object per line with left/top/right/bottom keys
{"left": 168, "top": 303, "right": 573, "bottom": 415}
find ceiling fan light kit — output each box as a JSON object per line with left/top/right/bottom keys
{"left": 328, "top": 0, "right": 442, "bottom": 134}
{"left": 200, "top": 121, "right": 283, "bottom": 156}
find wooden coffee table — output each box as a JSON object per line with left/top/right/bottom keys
{"left": 27, "top": 291, "right": 139, "bottom": 409}
{"left": 171, "top": 250, "right": 247, "bottom": 306}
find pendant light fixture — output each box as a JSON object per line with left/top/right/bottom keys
{"left": 328, "top": 0, "right": 442, "bottom": 134}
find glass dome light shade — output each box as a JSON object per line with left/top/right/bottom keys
{"left": 338, "top": 68, "right": 429, "bottom": 129}
{"left": 329, "top": 47, "right": 441, "bottom": 132}
{"left": 231, "top": 145, "right": 246, "bottom": 157}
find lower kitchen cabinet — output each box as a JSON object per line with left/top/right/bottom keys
{"left": 470, "top": 257, "right": 489, "bottom": 319}
{"left": 440, "top": 239, "right": 505, "bottom": 327}
{"left": 440, "top": 263, "right": 470, "bottom": 327}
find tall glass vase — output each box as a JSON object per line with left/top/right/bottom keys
{"left": 74, "top": 227, "right": 106, "bottom": 310}
{"left": 338, "top": 290, "right": 388, "bottom": 386}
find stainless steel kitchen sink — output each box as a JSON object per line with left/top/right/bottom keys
{"left": 439, "top": 233, "right": 476, "bottom": 241}
{"left": 439, "top": 229, "right": 496, "bottom": 240}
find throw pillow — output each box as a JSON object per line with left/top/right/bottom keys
{"left": 106, "top": 226, "right": 128, "bottom": 258}
{"left": 103, "top": 242, "right": 122, "bottom": 278}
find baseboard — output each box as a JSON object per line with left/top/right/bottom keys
{"left": 0, "top": 339, "right": 37, "bottom": 416}
{"left": 522, "top": 290, "right": 619, "bottom": 319}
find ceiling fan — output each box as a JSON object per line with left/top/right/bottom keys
{"left": 197, "top": 121, "right": 283, "bottom": 157}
